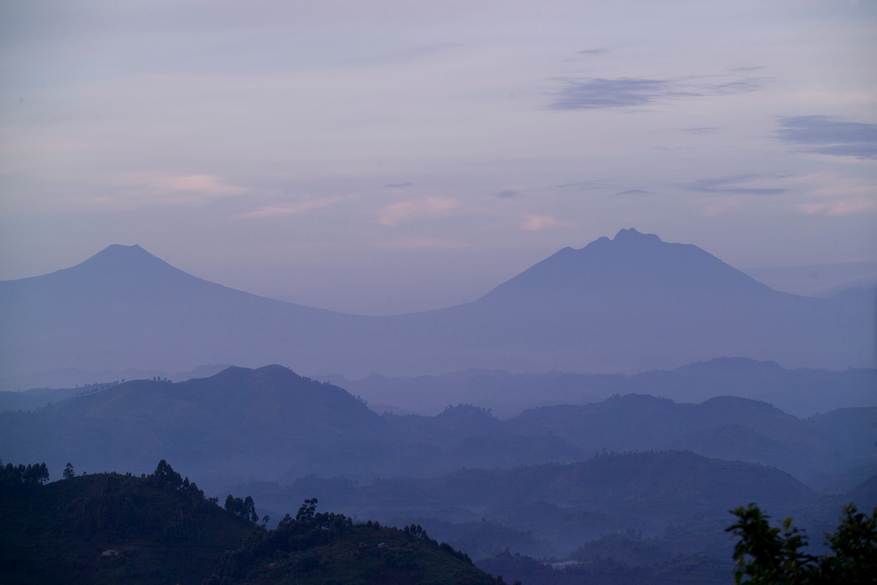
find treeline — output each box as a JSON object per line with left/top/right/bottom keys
{"left": 0, "top": 460, "right": 49, "bottom": 489}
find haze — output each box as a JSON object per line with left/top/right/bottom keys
{"left": 1, "top": 0, "right": 876, "bottom": 315}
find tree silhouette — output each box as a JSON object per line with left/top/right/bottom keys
{"left": 727, "top": 503, "right": 877, "bottom": 584}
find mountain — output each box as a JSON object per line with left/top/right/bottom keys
{"left": 3, "top": 365, "right": 872, "bottom": 494}
{"left": 328, "top": 357, "right": 877, "bottom": 418}
{"left": 245, "top": 450, "right": 826, "bottom": 559}
{"left": 0, "top": 229, "right": 873, "bottom": 379}
{"left": 0, "top": 366, "right": 592, "bottom": 488}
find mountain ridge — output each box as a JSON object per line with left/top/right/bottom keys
{"left": 1, "top": 230, "right": 873, "bottom": 378}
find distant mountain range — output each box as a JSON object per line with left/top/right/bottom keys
{"left": 7, "top": 357, "right": 873, "bottom": 418}
{"left": 2, "top": 365, "right": 874, "bottom": 571}
{"left": 324, "top": 356, "right": 877, "bottom": 418}
{"left": 2, "top": 365, "right": 874, "bottom": 493}
{"left": 1, "top": 229, "right": 874, "bottom": 378}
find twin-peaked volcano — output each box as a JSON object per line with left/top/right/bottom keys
{"left": 0, "top": 229, "right": 873, "bottom": 378}
{"left": 483, "top": 228, "right": 774, "bottom": 301}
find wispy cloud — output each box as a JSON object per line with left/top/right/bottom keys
{"left": 681, "top": 127, "right": 718, "bottom": 135}
{"left": 378, "top": 197, "right": 461, "bottom": 226}
{"left": 522, "top": 215, "right": 559, "bottom": 231}
{"left": 577, "top": 48, "right": 608, "bottom": 56}
{"left": 615, "top": 189, "right": 652, "bottom": 196}
{"left": 802, "top": 198, "right": 877, "bottom": 215}
{"left": 550, "top": 78, "right": 671, "bottom": 109}
{"left": 549, "top": 75, "right": 767, "bottom": 110}
{"left": 90, "top": 174, "right": 249, "bottom": 209}
{"left": 377, "top": 239, "right": 466, "bottom": 250}
{"left": 793, "top": 172, "right": 877, "bottom": 216}
{"left": 347, "top": 43, "right": 462, "bottom": 66}
{"left": 777, "top": 116, "right": 877, "bottom": 159}
{"left": 384, "top": 182, "right": 412, "bottom": 188}
{"left": 683, "top": 175, "right": 788, "bottom": 196}
{"left": 238, "top": 195, "right": 356, "bottom": 219}
{"left": 497, "top": 190, "right": 518, "bottom": 199}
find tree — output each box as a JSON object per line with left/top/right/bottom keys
{"left": 820, "top": 504, "right": 877, "bottom": 584}
{"left": 727, "top": 503, "right": 877, "bottom": 584}
{"left": 225, "top": 494, "right": 259, "bottom": 523}
{"left": 147, "top": 459, "right": 183, "bottom": 491}
{"left": 63, "top": 462, "right": 75, "bottom": 479}
{"left": 296, "top": 497, "right": 318, "bottom": 521}
{"left": 0, "top": 461, "right": 49, "bottom": 490}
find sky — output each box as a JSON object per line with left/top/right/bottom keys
{"left": 1, "top": 0, "right": 875, "bottom": 315}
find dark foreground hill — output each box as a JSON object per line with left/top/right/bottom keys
{"left": 1, "top": 366, "right": 874, "bottom": 492}
{"left": 0, "top": 461, "right": 502, "bottom": 585}
{"left": 0, "top": 461, "right": 254, "bottom": 585}
{"left": 2, "top": 229, "right": 873, "bottom": 379}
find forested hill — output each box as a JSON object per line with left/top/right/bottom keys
{"left": 0, "top": 460, "right": 503, "bottom": 585}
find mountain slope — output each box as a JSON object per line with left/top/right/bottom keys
{"left": 0, "top": 366, "right": 389, "bottom": 486}
{"left": 1, "top": 366, "right": 874, "bottom": 490}
{"left": 1, "top": 230, "right": 872, "bottom": 378}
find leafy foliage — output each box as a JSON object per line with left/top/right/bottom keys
{"left": 727, "top": 503, "right": 877, "bottom": 584}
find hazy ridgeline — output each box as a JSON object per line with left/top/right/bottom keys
{"left": 1, "top": 229, "right": 874, "bottom": 382}
{"left": 1, "top": 230, "right": 875, "bottom": 584}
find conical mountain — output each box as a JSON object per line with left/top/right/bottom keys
{"left": 481, "top": 228, "right": 776, "bottom": 303}
{"left": 0, "top": 232, "right": 872, "bottom": 379}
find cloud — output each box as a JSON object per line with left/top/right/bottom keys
{"left": 683, "top": 175, "right": 788, "bottom": 196}
{"left": 154, "top": 175, "right": 246, "bottom": 195}
{"left": 682, "top": 127, "right": 718, "bottom": 135}
{"left": 378, "top": 197, "right": 460, "bottom": 226}
{"left": 711, "top": 78, "right": 763, "bottom": 94}
{"left": 791, "top": 172, "right": 877, "bottom": 216}
{"left": 802, "top": 198, "right": 877, "bottom": 215}
{"left": 237, "top": 195, "right": 356, "bottom": 219}
{"left": 347, "top": 43, "right": 462, "bottom": 66}
{"left": 377, "top": 239, "right": 466, "bottom": 250}
{"left": 497, "top": 190, "right": 518, "bottom": 199}
{"left": 553, "top": 181, "right": 608, "bottom": 190}
{"left": 549, "top": 75, "right": 766, "bottom": 110}
{"left": 777, "top": 116, "right": 877, "bottom": 159}
{"left": 522, "top": 215, "right": 559, "bottom": 231}
{"left": 384, "top": 182, "right": 412, "bottom": 188}
{"left": 90, "top": 174, "right": 249, "bottom": 209}
{"left": 550, "top": 78, "right": 670, "bottom": 109}
{"left": 615, "top": 189, "right": 652, "bottom": 196}
{"left": 577, "top": 48, "right": 608, "bottom": 56}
